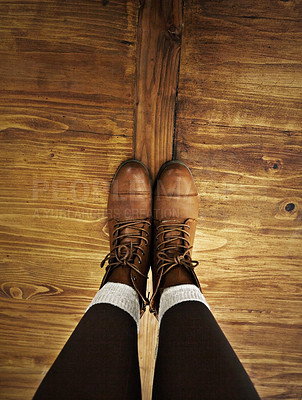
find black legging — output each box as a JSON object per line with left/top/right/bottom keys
{"left": 33, "top": 302, "right": 260, "bottom": 399}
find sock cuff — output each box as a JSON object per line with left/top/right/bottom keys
{"left": 86, "top": 282, "right": 140, "bottom": 331}
{"left": 158, "top": 284, "right": 210, "bottom": 325}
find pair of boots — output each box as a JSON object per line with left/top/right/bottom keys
{"left": 100, "top": 159, "right": 202, "bottom": 317}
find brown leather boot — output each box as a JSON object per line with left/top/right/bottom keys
{"left": 149, "top": 160, "right": 201, "bottom": 317}
{"left": 100, "top": 159, "right": 152, "bottom": 315}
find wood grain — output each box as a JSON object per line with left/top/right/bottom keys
{"left": 134, "top": 2, "right": 185, "bottom": 396}
{"left": 1, "top": 0, "right": 302, "bottom": 399}
{"left": 138, "top": 273, "right": 158, "bottom": 400}
{"left": 134, "top": 0, "right": 183, "bottom": 179}
{"left": 176, "top": 1, "right": 302, "bottom": 399}
{"left": 0, "top": 1, "right": 136, "bottom": 399}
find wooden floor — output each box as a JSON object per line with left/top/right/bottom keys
{"left": 0, "top": 1, "right": 301, "bottom": 399}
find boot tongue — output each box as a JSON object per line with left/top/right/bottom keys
{"left": 117, "top": 222, "right": 144, "bottom": 263}
{"left": 118, "top": 221, "right": 144, "bottom": 246}
{"left": 161, "top": 219, "right": 186, "bottom": 257}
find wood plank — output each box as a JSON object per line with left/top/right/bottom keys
{"left": 134, "top": 0, "right": 183, "bottom": 179}
{"left": 0, "top": 1, "right": 137, "bottom": 398}
{"left": 134, "top": 3, "right": 185, "bottom": 395}
{"left": 0, "top": 132, "right": 133, "bottom": 400}
{"left": 0, "top": 0, "right": 137, "bottom": 136}
{"left": 138, "top": 275, "right": 159, "bottom": 400}
{"left": 176, "top": 1, "right": 302, "bottom": 399}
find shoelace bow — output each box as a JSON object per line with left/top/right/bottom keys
{"left": 101, "top": 219, "right": 151, "bottom": 279}
{"left": 156, "top": 222, "right": 199, "bottom": 276}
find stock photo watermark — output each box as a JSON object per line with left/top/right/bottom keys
{"left": 31, "top": 177, "right": 215, "bottom": 220}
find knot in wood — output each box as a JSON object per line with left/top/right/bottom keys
{"left": 168, "top": 24, "right": 181, "bottom": 42}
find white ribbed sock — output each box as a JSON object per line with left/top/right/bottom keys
{"left": 86, "top": 282, "right": 140, "bottom": 331}
{"left": 158, "top": 284, "right": 210, "bottom": 325}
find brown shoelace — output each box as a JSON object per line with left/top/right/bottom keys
{"left": 101, "top": 219, "right": 151, "bottom": 278}
{"left": 155, "top": 221, "right": 199, "bottom": 276}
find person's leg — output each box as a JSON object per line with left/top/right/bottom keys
{"left": 34, "top": 159, "right": 153, "bottom": 399}
{"left": 151, "top": 161, "right": 260, "bottom": 399}
{"left": 34, "top": 283, "right": 142, "bottom": 400}
{"left": 152, "top": 285, "right": 260, "bottom": 400}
